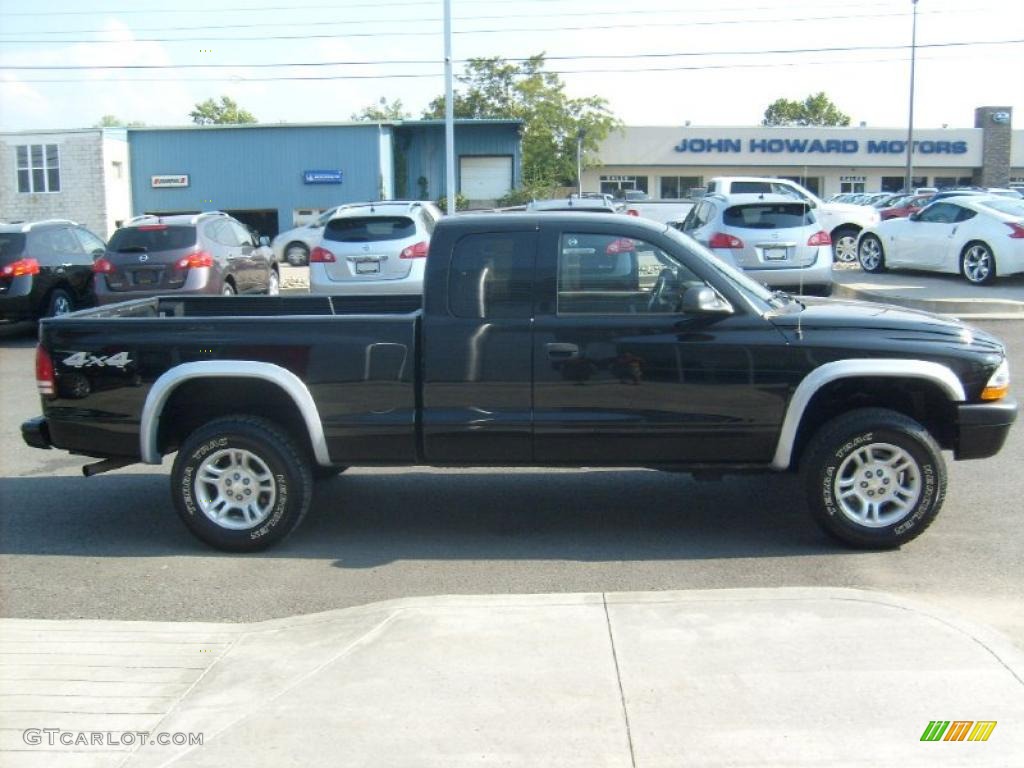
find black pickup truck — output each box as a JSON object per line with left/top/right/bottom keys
{"left": 22, "top": 213, "right": 1016, "bottom": 551}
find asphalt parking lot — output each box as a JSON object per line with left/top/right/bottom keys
{"left": 0, "top": 317, "right": 1022, "bottom": 653}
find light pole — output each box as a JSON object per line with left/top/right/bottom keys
{"left": 904, "top": 0, "right": 919, "bottom": 193}
{"left": 443, "top": 0, "right": 456, "bottom": 214}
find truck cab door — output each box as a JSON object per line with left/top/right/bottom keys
{"left": 532, "top": 223, "right": 790, "bottom": 465}
{"left": 420, "top": 226, "right": 537, "bottom": 464}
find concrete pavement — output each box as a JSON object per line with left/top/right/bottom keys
{"left": 2, "top": 588, "right": 1022, "bottom": 767}
{"left": 832, "top": 268, "right": 1024, "bottom": 317}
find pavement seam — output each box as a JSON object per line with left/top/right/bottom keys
{"left": 602, "top": 593, "right": 637, "bottom": 768}
{"left": 146, "top": 609, "right": 402, "bottom": 768}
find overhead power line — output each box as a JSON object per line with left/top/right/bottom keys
{"left": 3, "top": 38, "right": 1019, "bottom": 71}
{"left": 0, "top": 9, "right": 980, "bottom": 45}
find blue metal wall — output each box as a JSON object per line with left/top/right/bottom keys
{"left": 395, "top": 122, "right": 522, "bottom": 200}
{"left": 129, "top": 125, "right": 383, "bottom": 233}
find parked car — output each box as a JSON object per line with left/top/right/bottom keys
{"left": 622, "top": 200, "right": 696, "bottom": 224}
{"left": 527, "top": 197, "right": 624, "bottom": 214}
{"left": 271, "top": 206, "right": 340, "bottom": 267}
{"left": 871, "top": 193, "right": 907, "bottom": 209}
{"left": 985, "top": 188, "right": 1024, "bottom": 199}
{"left": 675, "top": 193, "right": 833, "bottom": 296}
{"left": 857, "top": 195, "right": 1024, "bottom": 284}
{"left": 879, "top": 194, "right": 933, "bottom": 221}
{"left": 22, "top": 212, "right": 1016, "bottom": 552}
{"left": 706, "top": 177, "right": 880, "bottom": 263}
{"left": 94, "top": 212, "right": 279, "bottom": 304}
{"left": 0, "top": 219, "right": 105, "bottom": 321}
{"left": 308, "top": 201, "right": 441, "bottom": 296}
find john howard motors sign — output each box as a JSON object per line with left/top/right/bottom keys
{"left": 674, "top": 137, "right": 969, "bottom": 156}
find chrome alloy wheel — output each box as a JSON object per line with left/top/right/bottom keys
{"left": 195, "top": 448, "right": 277, "bottom": 530}
{"left": 51, "top": 294, "right": 73, "bottom": 316}
{"left": 962, "top": 245, "right": 992, "bottom": 284}
{"left": 858, "top": 238, "right": 882, "bottom": 271}
{"left": 834, "top": 234, "right": 858, "bottom": 263}
{"left": 833, "top": 442, "right": 921, "bottom": 528}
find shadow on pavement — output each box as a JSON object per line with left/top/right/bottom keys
{"left": 0, "top": 469, "right": 847, "bottom": 564}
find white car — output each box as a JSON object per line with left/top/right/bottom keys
{"left": 857, "top": 195, "right": 1024, "bottom": 285}
{"left": 707, "top": 176, "right": 880, "bottom": 263}
{"left": 676, "top": 193, "right": 834, "bottom": 296}
{"left": 271, "top": 207, "right": 341, "bottom": 267}
{"left": 308, "top": 201, "right": 441, "bottom": 295}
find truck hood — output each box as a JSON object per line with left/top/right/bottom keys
{"left": 769, "top": 297, "right": 1005, "bottom": 356}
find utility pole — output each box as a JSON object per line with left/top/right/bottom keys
{"left": 576, "top": 128, "right": 586, "bottom": 196}
{"left": 443, "top": 0, "right": 456, "bottom": 214}
{"left": 904, "top": 0, "right": 919, "bottom": 193}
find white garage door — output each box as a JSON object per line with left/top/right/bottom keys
{"left": 460, "top": 156, "right": 513, "bottom": 200}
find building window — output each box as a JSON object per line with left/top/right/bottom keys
{"left": 880, "top": 176, "right": 928, "bottom": 192}
{"left": 111, "top": 160, "right": 123, "bottom": 180}
{"left": 600, "top": 175, "right": 648, "bottom": 196}
{"left": 780, "top": 176, "right": 821, "bottom": 196}
{"left": 16, "top": 144, "right": 60, "bottom": 194}
{"left": 659, "top": 176, "right": 703, "bottom": 199}
{"left": 838, "top": 176, "right": 866, "bottom": 194}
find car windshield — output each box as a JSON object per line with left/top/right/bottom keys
{"left": 0, "top": 233, "right": 27, "bottom": 263}
{"left": 723, "top": 203, "right": 814, "bottom": 229}
{"left": 107, "top": 225, "right": 197, "bottom": 252}
{"left": 324, "top": 216, "right": 416, "bottom": 242}
{"left": 663, "top": 225, "right": 775, "bottom": 306}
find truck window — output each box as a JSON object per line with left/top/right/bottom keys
{"left": 448, "top": 232, "right": 534, "bottom": 319}
{"left": 556, "top": 233, "right": 701, "bottom": 315}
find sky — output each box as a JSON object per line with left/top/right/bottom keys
{"left": 0, "top": 0, "right": 1021, "bottom": 132}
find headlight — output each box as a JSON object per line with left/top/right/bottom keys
{"left": 981, "top": 359, "right": 1010, "bottom": 401}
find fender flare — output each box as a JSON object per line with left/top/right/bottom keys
{"left": 139, "top": 361, "right": 331, "bottom": 466}
{"left": 771, "top": 358, "right": 965, "bottom": 470}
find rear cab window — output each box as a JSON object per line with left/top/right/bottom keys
{"left": 723, "top": 203, "right": 815, "bottom": 229}
{"left": 108, "top": 226, "right": 197, "bottom": 253}
{"left": 448, "top": 232, "right": 534, "bottom": 319}
{"left": 325, "top": 216, "right": 416, "bottom": 243}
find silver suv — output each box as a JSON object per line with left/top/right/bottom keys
{"left": 95, "top": 212, "right": 279, "bottom": 304}
{"left": 309, "top": 201, "right": 441, "bottom": 295}
{"left": 674, "top": 193, "right": 834, "bottom": 296}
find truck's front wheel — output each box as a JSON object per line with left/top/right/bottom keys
{"left": 802, "top": 408, "right": 946, "bottom": 549}
{"left": 171, "top": 416, "right": 313, "bottom": 552}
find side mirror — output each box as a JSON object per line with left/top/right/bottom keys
{"left": 681, "top": 285, "right": 733, "bottom": 315}
{"left": 259, "top": 236, "right": 270, "bottom": 247}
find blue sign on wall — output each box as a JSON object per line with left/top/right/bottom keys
{"left": 303, "top": 170, "right": 343, "bottom": 184}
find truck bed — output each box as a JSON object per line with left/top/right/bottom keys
{"left": 74, "top": 293, "right": 422, "bottom": 320}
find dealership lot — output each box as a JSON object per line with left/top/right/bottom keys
{"left": 1, "top": 318, "right": 1021, "bottom": 652}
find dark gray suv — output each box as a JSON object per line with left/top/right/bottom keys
{"left": 94, "top": 212, "right": 278, "bottom": 304}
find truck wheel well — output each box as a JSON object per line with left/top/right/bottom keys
{"left": 791, "top": 376, "right": 956, "bottom": 469}
{"left": 830, "top": 224, "right": 861, "bottom": 238}
{"left": 158, "top": 378, "right": 314, "bottom": 461}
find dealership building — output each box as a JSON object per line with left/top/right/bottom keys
{"left": 584, "top": 106, "right": 1022, "bottom": 200}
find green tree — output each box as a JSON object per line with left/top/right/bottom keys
{"left": 423, "top": 54, "right": 620, "bottom": 191}
{"left": 94, "top": 115, "right": 145, "bottom": 128}
{"left": 189, "top": 96, "right": 257, "bottom": 126}
{"left": 762, "top": 92, "right": 851, "bottom": 127}
{"left": 351, "top": 98, "right": 410, "bottom": 121}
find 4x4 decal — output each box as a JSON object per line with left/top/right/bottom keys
{"left": 62, "top": 351, "right": 132, "bottom": 369}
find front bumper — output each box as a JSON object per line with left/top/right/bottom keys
{"left": 21, "top": 416, "right": 53, "bottom": 450}
{"left": 955, "top": 397, "right": 1018, "bottom": 460}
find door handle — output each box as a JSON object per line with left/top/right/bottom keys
{"left": 545, "top": 342, "right": 580, "bottom": 360}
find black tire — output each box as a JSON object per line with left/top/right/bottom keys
{"left": 313, "top": 465, "right": 348, "bottom": 481}
{"left": 171, "top": 416, "right": 313, "bottom": 552}
{"left": 801, "top": 407, "right": 946, "bottom": 549}
{"left": 858, "top": 234, "right": 886, "bottom": 273}
{"left": 832, "top": 227, "right": 859, "bottom": 263}
{"left": 960, "top": 242, "right": 996, "bottom": 286}
{"left": 285, "top": 243, "right": 309, "bottom": 267}
{"left": 45, "top": 288, "right": 74, "bottom": 318}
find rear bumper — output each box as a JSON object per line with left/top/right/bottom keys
{"left": 308, "top": 263, "right": 424, "bottom": 296}
{"left": 954, "top": 398, "right": 1018, "bottom": 460}
{"left": 95, "top": 268, "right": 219, "bottom": 304}
{"left": 21, "top": 416, "right": 53, "bottom": 450}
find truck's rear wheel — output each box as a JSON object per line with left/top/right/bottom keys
{"left": 801, "top": 408, "right": 946, "bottom": 549}
{"left": 171, "top": 416, "right": 313, "bottom": 551}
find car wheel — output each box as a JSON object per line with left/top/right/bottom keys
{"left": 171, "top": 416, "right": 313, "bottom": 552}
{"left": 222, "top": 281, "right": 236, "bottom": 296}
{"left": 832, "top": 228, "right": 859, "bottom": 263}
{"left": 858, "top": 235, "right": 886, "bottom": 273}
{"left": 285, "top": 243, "right": 309, "bottom": 267}
{"left": 313, "top": 465, "right": 348, "bottom": 481}
{"left": 961, "top": 243, "right": 996, "bottom": 285}
{"left": 45, "top": 288, "right": 74, "bottom": 318}
{"left": 802, "top": 407, "right": 946, "bottom": 549}
{"left": 266, "top": 268, "right": 280, "bottom": 296}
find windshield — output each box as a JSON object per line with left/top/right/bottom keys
{"left": 723, "top": 203, "right": 815, "bottom": 229}
{"left": 663, "top": 225, "right": 775, "bottom": 306}
{"left": 108, "top": 225, "right": 197, "bottom": 252}
{"left": 324, "top": 216, "right": 416, "bottom": 242}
